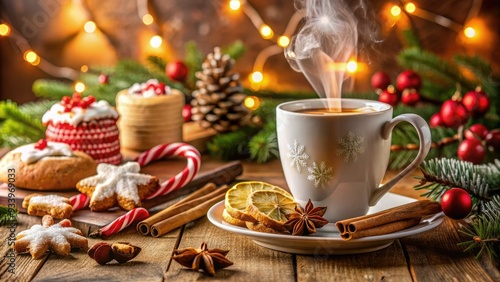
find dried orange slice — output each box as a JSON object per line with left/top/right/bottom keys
{"left": 224, "top": 181, "right": 292, "bottom": 222}
{"left": 246, "top": 190, "right": 297, "bottom": 232}
{"left": 222, "top": 209, "right": 246, "bottom": 227}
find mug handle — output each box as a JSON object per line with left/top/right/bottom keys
{"left": 369, "top": 113, "right": 432, "bottom": 206}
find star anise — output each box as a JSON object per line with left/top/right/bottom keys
{"left": 172, "top": 242, "right": 233, "bottom": 276}
{"left": 284, "top": 199, "right": 329, "bottom": 236}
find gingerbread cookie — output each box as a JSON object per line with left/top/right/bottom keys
{"left": 14, "top": 215, "right": 88, "bottom": 259}
{"left": 76, "top": 162, "right": 159, "bottom": 211}
{"left": 23, "top": 194, "right": 73, "bottom": 219}
{"left": 0, "top": 140, "right": 97, "bottom": 190}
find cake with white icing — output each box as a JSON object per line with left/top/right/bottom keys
{"left": 116, "top": 79, "right": 184, "bottom": 151}
{"left": 42, "top": 94, "right": 122, "bottom": 164}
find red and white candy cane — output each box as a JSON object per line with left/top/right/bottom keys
{"left": 89, "top": 207, "right": 149, "bottom": 238}
{"left": 70, "top": 193, "right": 89, "bottom": 211}
{"left": 135, "top": 142, "right": 201, "bottom": 200}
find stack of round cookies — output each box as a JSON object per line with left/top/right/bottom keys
{"left": 116, "top": 79, "right": 184, "bottom": 151}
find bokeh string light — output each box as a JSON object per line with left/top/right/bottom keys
{"left": 0, "top": 0, "right": 489, "bottom": 91}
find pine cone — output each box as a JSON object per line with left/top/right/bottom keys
{"left": 191, "top": 47, "right": 249, "bottom": 132}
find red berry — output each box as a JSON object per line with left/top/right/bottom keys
{"left": 378, "top": 89, "right": 399, "bottom": 106}
{"left": 182, "top": 104, "right": 192, "bottom": 122}
{"left": 64, "top": 104, "right": 73, "bottom": 112}
{"left": 396, "top": 70, "right": 421, "bottom": 91}
{"left": 34, "top": 139, "right": 48, "bottom": 150}
{"left": 440, "top": 100, "right": 469, "bottom": 128}
{"left": 429, "top": 113, "right": 443, "bottom": 128}
{"left": 457, "top": 138, "right": 485, "bottom": 164}
{"left": 155, "top": 82, "right": 166, "bottom": 95}
{"left": 401, "top": 89, "right": 420, "bottom": 106}
{"left": 370, "top": 71, "right": 391, "bottom": 90}
{"left": 98, "top": 74, "right": 109, "bottom": 84}
{"left": 462, "top": 88, "right": 490, "bottom": 117}
{"left": 72, "top": 93, "right": 82, "bottom": 102}
{"left": 61, "top": 96, "right": 71, "bottom": 105}
{"left": 441, "top": 188, "right": 472, "bottom": 220}
{"left": 464, "top": 124, "right": 489, "bottom": 140}
{"left": 485, "top": 129, "right": 500, "bottom": 152}
{"left": 166, "top": 61, "right": 188, "bottom": 82}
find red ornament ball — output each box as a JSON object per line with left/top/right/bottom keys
{"left": 429, "top": 113, "right": 443, "bottom": 128}
{"left": 98, "top": 74, "right": 109, "bottom": 84}
{"left": 464, "top": 124, "right": 489, "bottom": 140}
{"left": 462, "top": 88, "right": 490, "bottom": 117}
{"left": 457, "top": 138, "right": 485, "bottom": 164}
{"left": 401, "top": 89, "right": 420, "bottom": 106}
{"left": 485, "top": 129, "right": 500, "bottom": 152}
{"left": 371, "top": 71, "right": 391, "bottom": 90}
{"left": 166, "top": 61, "right": 188, "bottom": 82}
{"left": 396, "top": 70, "right": 421, "bottom": 91}
{"left": 440, "top": 100, "right": 469, "bottom": 128}
{"left": 182, "top": 104, "right": 192, "bottom": 123}
{"left": 378, "top": 89, "right": 398, "bottom": 106}
{"left": 441, "top": 188, "right": 472, "bottom": 220}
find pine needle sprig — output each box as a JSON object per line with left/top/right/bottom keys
{"left": 459, "top": 196, "right": 500, "bottom": 261}
{"left": 0, "top": 205, "right": 18, "bottom": 226}
{"left": 248, "top": 122, "right": 279, "bottom": 163}
{"left": 0, "top": 100, "right": 46, "bottom": 147}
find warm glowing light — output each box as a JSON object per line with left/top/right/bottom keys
{"left": 277, "top": 36, "right": 290, "bottom": 47}
{"left": 346, "top": 60, "right": 358, "bottom": 73}
{"left": 229, "top": 0, "right": 241, "bottom": 11}
{"left": 24, "top": 50, "right": 38, "bottom": 63}
{"left": 80, "top": 65, "right": 89, "bottom": 72}
{"left": 464, "top": 27, "right": 476, "bottom": 38}
{"left": 0, "top": 24, "right": 10, "bottom": 36}
{"left": 259, "top": 25, "right": 274, "bottom": 39}
{"left": 150, "top": 35, "right": 163, "bottom": 48}
{"left": 142, "top": 14, "right": 154, "bottom": 25}
{"left": 75, "top": 82, "right": 86, "bottom": 93}
{"left": 390, "top": 6, "right": 401, "bottom": 17}
{"left": 244, "top": 96, "right": 261, "bottom": 110}
{"left": 404, "top": 3, "right": 416, "bottom": 13}
{"left": 84, "top": 21, "right": 96, "bottom": 33}
{"left": 250, "top": 71, "right": 263, "bottom": 83}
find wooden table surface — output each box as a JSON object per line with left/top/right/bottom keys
{"left": 1, "top": 158, "right": 499, "bottom": 282}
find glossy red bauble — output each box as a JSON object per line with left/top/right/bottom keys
{"left": 166, "top": 61, "right": 188, "bottom": 82}
{"left": 457, "top": 138, "right": 485, "bottom": 164}
{"left": 401, "top": 89, "right": 420, "bottom": 106}
{"left": 429, "top": 113, "right": 443, "bottom": 128}
{"left": 464, "top": 124, "right": 489, "bottom": 140}
{"left": 396, "top": 70, "right": 421, "bottom": 91}
{"left": 440, "top": 100, "right": 469, "bottom": 128}
{"left": 485, "top": 129, "right": 500, "bottom": 152}
{"left": 371, "top": 71, "right": 391, "bottom": 90}
{"left": 441, "top": 188, "right": 472, "bottom": 220}
{"left": 462, "top": 89, "right": 490, "bottom": 117}
{"left": 378, "top": 89, "right": 398, "bottom": 106}
{"left": 98, "top": 74, "right": 109, "bottom": 84}
{"left": 182, "top": 104, "right": 192, "bottom": 123}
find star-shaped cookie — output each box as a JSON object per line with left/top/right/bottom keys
{"left": 76, "top": 162, "right": 159, "bottom": 211}
{"left": 23, "top": 194, "right": 73, "bottom": 219}
{"left": 14, "top": 215, "right": 88, "bottom": 259}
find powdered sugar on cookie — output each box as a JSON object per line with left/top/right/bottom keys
{"left": 13, "top": 142, "right": 73, "bottom": 164}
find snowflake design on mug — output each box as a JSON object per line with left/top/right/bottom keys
{"left": 287, "top": 140, "right": 309, "bottom": 173}
{"left": 307, "top": 161, "right": 333, "bottom": 188}
{"left": 336, "top": 131, "right": 365, "bottom": 162}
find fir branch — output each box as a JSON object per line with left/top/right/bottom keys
{"left": 222, "top": 40, "right": 245, "bottom": 61}
{"left": 0, "top": 205, "right": 17, "bottom": 226}
{"left": 249, "top": 122, "right": 279, "bottom": 163}
{"left": 19, "top": 100, "right": 55, "bottom": 120}
{"left": 206, "top": 126, "right": 259, "bottom": 161}
{"left": 401, "top": 28, "right": 421, "bottom": 48}
{"left": 32, "top": 79, "right": 74, "bottom": 100}
{"left": 185, "top": 41, "right": 204, "bottom": 90}
{"left": 0, "top": 100, "right": 45, "bottom": 147}
{"left": 147, "top": 55, "right": 167, "bottom": 74}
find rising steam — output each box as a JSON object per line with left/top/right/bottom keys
{"left": 285, "top": 0, "right": 380, "bottom": 110}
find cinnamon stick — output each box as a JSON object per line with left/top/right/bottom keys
{"left": 340, "top": 217, "right": 422, "bottom": 240}
{"left": 335, "top": 200, "right": 441, "bottom": 234}
{"left": 150, "top": 192, "right": 226, "bottom": 237}
{"left": 137, "top": 183, "right": 220, "bottom": 235}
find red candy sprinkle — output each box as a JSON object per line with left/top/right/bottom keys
{"left": 34, "top": 139, "right": 48, "bottom": 150}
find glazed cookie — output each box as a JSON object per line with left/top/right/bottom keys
{"left": 14, "top": 215, "right": 88, "bottom": 259}
{"left": 23, "top": 194, "right": 73, "bottom": 219}
{"left": 0, "top": 140, "right": 97, "bottom": 190}
{"left": 76, "top": 162, "right": 159, "bottom": 211}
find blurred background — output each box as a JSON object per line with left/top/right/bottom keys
{"left": 1, "top": 0, "right": 499, "bottom": 104}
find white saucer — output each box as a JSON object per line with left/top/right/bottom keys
{"left": 207, "top": 193, "right": 444, "bottom": 255}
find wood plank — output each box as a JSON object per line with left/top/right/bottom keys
{"left": 401, "top": 218, "right": 497, "bottom": 281}
{"left": 295, "top": 241, "right": 412, "bottom": 282}
{"left": 165, "top": 217, "right": 296, "bottom": 281}
{"left": 0, "top": 214, "right": 50, "bottom": 282}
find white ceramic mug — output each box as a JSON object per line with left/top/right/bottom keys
{"left": 276, "top": 98, "right": 431, "bottom": 223}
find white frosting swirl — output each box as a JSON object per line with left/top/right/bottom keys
{"left": 42, "top": 100, "right": 119, "bottom": 126}
{"left": 13, "top": 142, "right": 73, "bottom": 164}
{"left": 127, "top": 79, "right": 171, "bottom": 97}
